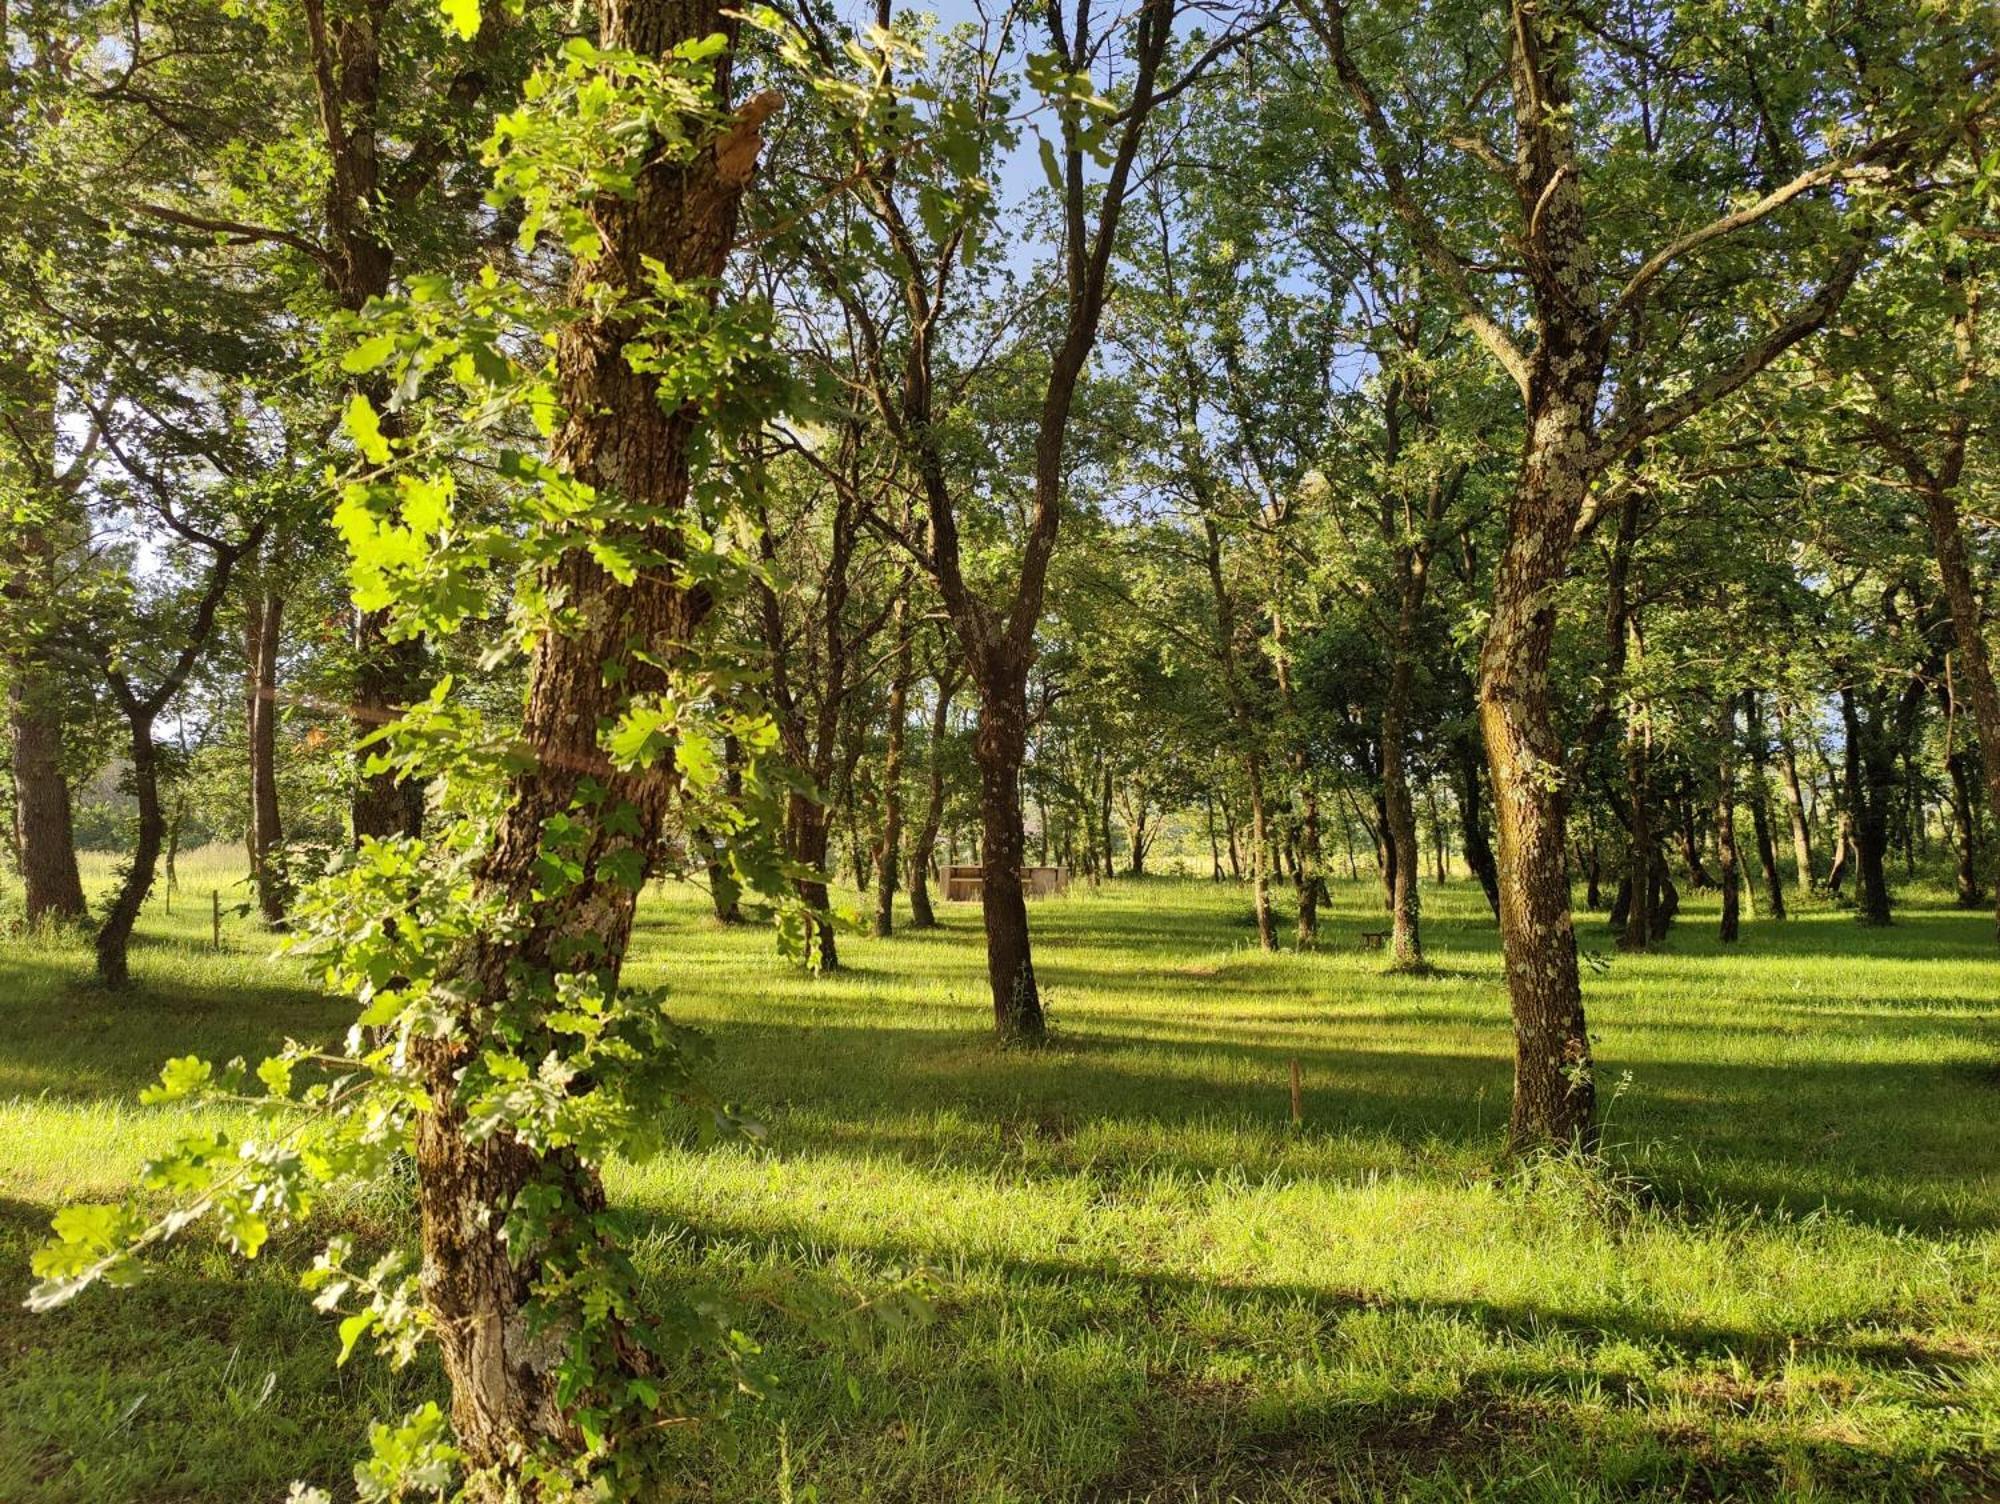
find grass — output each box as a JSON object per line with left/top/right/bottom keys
{"left": 1, "top": 845, "right": 1997, "bottom": 1501}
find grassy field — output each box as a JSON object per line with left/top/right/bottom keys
{"left": 1, "top": 846, "right": 1997, "bottom": 1502}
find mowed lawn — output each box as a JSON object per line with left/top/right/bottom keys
{"left": 2, "top": 849, "right": 1997, "bottom": 1502}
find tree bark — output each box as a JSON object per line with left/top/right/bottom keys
{"left": 10, "top": 680, "right": 87, "bottom": 924}
{"left": 1775, "top": 700, "right": 1816, "bottom": 886}
{"left": 1921, "top": 478, "right": 2000, "bottom": 940}
{"left": 91, "top": 527, "right": 258, "bottom": 986}
{"left": 872, "top": 599, "right": 912, "bottom": 937}
{"left": 1947, "top": 747, "right": 1983, "bottom": 907}
{"left": 1621, "top": 700, "right": 1654, "bottom": 951}
{"left": 972, "top": 664, "right": 1042, "bottom": 1042}
{"left": 1453, "top": 729, "right": 1500, "bottom": 917}
{"left": 1742, "top": 691, "right": 1786, "bottom": 920}
{"left": 907, "top": 665, "right": 957, "bottom": 929}
{"left": 94, "top": 717, "right": 163, "bottom": 988}
{"left": 1677, "top": 793, "right": 1717, "bottom": 889}
{"left": 246, "top": 583, "right": 285, "bottom": 923}
{"left": 1715, "top": 705, "right": 1741, "bottom": 943}
{"left": 1840, "top": 685, "right": 1893, "bottom": 925}
{"left": 5, "top": 512, "right": 88, "bottom": 925}
{"left": 1379, "top": 562, "right": 1426, "bottom": 967}
{"left": 409, "top": 9, "right": 773, "bottom": 1476}
{"left": 1201, "top": 517, "right": 1275, "bottom": 948}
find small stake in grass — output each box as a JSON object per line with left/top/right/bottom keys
{"left": 211, "top": 889, "right": 221, "bottom": 952}
{"left": 1289, "top": 1057, "right": 1303, "bottom": 1130}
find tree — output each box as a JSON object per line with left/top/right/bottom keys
{"left": 33, "top": 12, "right": 800, "bottom": 1494}
{"left": 1825, "top": 233, "right": 2000, "bottom": 938}
{"left": 1307, "top": 0, "right": 1976, "bottom": 1150}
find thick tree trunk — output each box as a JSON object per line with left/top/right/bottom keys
{"left": 11, "top": 684, "right": 87, "bottom": 924}
{"left": 6, "top": 513, "right": 88, "bottom": 924}
{"left": 351, "top": 620, "right": 427, "bottom": 841}
{"left": 1478, "top": 375, "right": 1601, "bottom": 1154}
{"left": 973, "top": 664, "right": 1043, "bottom": 1042}
{"left": 406, "top": 9, "right": 771, "bottom": 1477}
{"left": 246, "top": 586, "right": 285, "bottom": 923}
{"left": 1649, "top": 849, "right": 1679, "bottom": 940}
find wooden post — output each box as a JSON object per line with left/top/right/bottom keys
{"left": 211, "top": 889, "right": 221, "bottom": 951}
{"left": 1288, "top": 1057, "right": 1303, "bottom": 1130}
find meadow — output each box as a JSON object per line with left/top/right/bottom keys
{"left": 1, "top": 847, "right": 1996, "bottom": 1502}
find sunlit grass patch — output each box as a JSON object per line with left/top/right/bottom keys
{"left": 1, "top": 857, "right": 1995, "bottom": 1500}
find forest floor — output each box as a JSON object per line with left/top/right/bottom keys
{"left": 1, "top": 848, "right": 1996, "bottom": 1502}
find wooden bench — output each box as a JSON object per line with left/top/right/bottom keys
{"left": 1358, "top": 930, "right": 1389, "bottom": 950}
{"left": 944, "top": 864, "right": 1070, "bottom": 901}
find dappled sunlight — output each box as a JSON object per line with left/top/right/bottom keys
{"left": 2, "top": 874, "right": 1997, "bottom": 1499}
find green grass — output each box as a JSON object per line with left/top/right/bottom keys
{"left": 2, "top": 846, "right": 1997, "bottom": 1501}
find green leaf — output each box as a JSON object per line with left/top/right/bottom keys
{"left": 441, "top": 0, "right": 481, "bottom": 39}
{"left": 337, "top": 1309, "right": 377, "bottom": 1366}
{"left": 1037, "top": 134, "right": 1063, "bottom": 195}
{"left": 341, "top": 334, "right": 397, "bottom": 374}
{"left": 140, "top": 1055, "right": 214, "bottom": 1105}
{"left": 344, "top": 393, "right": 392, "bottom": 465}
{"left": 257, "top": 1055, "right": 295, "bottom": 1098}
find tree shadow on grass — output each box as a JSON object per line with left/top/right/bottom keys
{"left": 672, "top": 1008, "right": 2000, "bottom": 1234}
{"left": 635, "top": 1210, "right": 1996, "bottom": 1503}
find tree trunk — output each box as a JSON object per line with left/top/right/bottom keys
{"left": 1099, "top": 759, "right": 1115, "bottom": 880}
{"left": 1827, "top": 808, "right": 1853, "bottom": 897}
{"left": 1477, "top": 375, "right": 1600, "bottom": 1154}
{"left": 10, "top": 682, "right": 87, "bottom": 924}
{"left": 907, "top": 669, "right": 956, "bottom": 929}
{"left": 6, "top": 513, "right": 88, "bottom": 925}
{"left": 1426, "top": 780, "right": 1448, "bottom": 884}
{"left": 1454, "top": 731, "right": 1500, "bottom": 918}
{"left": 94, "top": 715, "right": 163, "bottom": 988}
{"left": 1742, "top": 691, "right": 1786, "bottom": 920}
{"left": 1579, "top": 836, "right": 1602, "bottom": 911}
{"left": 1947, "top": 748, "right": 1983, "bottom": 907}
{"left": 1775, "top": 702, "right": 1816, "bottom": 888}
{"left": 1715, "top": 708, "right": 1741, "bottom": 943}
{"left": 873, "top": 601, "right": 912, "bottom": 937}
{"left": 246, "top": 585, "right": 285, "bottom": 924}
{"left": 408, "top": 15, "right": 772, "bottom": 1478}
{"left": 1677, "top": 794, "right": 1717, "bottom": 889}
{"left": 791, "top": 796, "right": 838, "bottom": 968}
{"left": 1620, "top": 712, "right": 1652, "bottom": 952}
{"left": 1922, "top": 478, "right": 2000, "bottom": 940}
{"left": 1841, "top": 686, "right": 1892, "bottom": 925}
{"left": 973, "top": 663, "right": 1042, "bottom": 1042}
{"left": 1380, "top": 602, "right": 1424, "bottom": 967}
